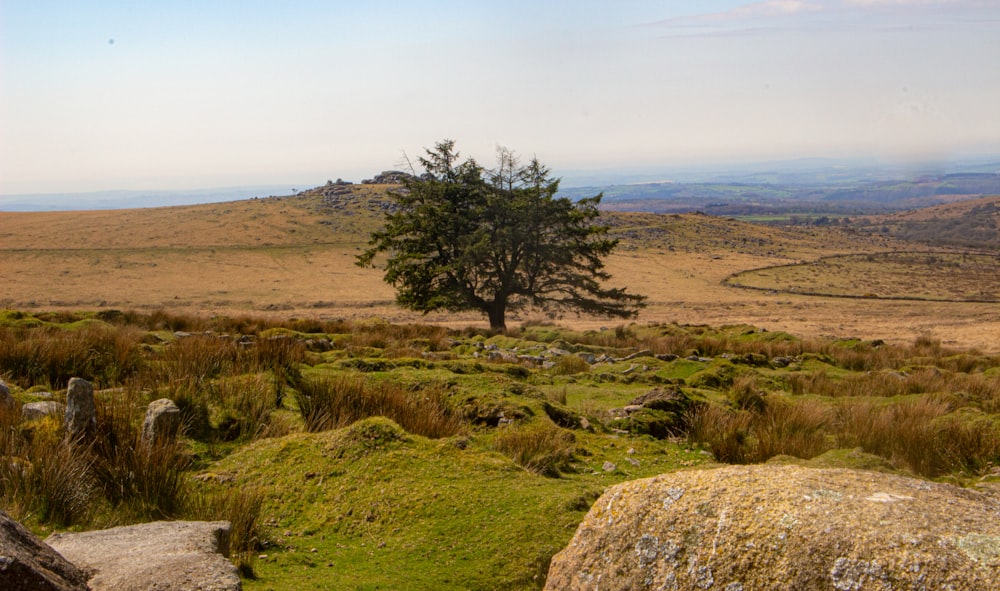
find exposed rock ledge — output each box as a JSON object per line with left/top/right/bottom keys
{"left": 545, "top": 464, "right": 1000, "bottom": 591}
{"left": 46, "top": 521, "right": 241, "bottom": 591}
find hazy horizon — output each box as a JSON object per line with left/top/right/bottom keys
{"left": 3, "top": 1, "right": 999, "bottom": 197}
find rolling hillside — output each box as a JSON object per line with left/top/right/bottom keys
{"left": 856, "top": 195, "right": 1000, "bottom": 251}
{"left": 1, "top": 183, "right": 998, "bottom": 350}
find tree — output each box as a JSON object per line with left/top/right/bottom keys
{"left": 357, "top": 140, "right": 646, "bottom": 331}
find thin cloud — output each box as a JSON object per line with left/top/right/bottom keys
{"left": 643, "top": 0, "right": 999, "bottom": 37}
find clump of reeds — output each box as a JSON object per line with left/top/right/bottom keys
{"left": 492, "top": 420, "right": 576, "bottom": 477}
{"left": 295, "top": 376, "right": 465, "bottom": 439}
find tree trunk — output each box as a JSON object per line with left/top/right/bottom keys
{"left": 487, "top": 300, "right": 507, "bottom": 333}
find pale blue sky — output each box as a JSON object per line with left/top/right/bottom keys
{"left": 2, "top": 0, "right": 999, "bottom": 194}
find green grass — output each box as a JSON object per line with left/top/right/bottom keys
{"left": 208, "top": 417, "right": 705, "bottom": 591}
{"left": 2, "top": 309, "right": 1000, "bottom": 589}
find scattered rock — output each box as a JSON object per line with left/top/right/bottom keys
{"left": 304, "top": 338, "right": 333, "bottom": 352}
{"left": 602, "top": 461, "right": 617, "bottom": 472}
{"left": 0, "top": 509, "right": 90, "bottom": 591}
{"left": 545, "top": 348, "right": 573, "bottom": 357}
{"left": 622, "top": 350, "right": 654, "bottom": 361}
{"left": 606, "top": 388, "right": 702, "bottom": 438}
{"left": 543, "top": 401, "right": 587, "bottom": 430}
{"left": 65, "top": 378, "right": 96, "bottom": 439}
{"left": 22, "top": 401, "right": 66, "bottom": 421}
{"left": 141, "top": 399, "right": 181, "bottom": 446}
{"left": 545, "top": 465, "right": 1000, "bottom": 591}
{"left": 46, "top": 520, "right": 241, "bottom": 591}
{"left": 0, "top": 381, "right": 13, "bottom": 410}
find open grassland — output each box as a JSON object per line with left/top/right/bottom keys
{"left": 3, "top": 185, "right": 998, "bottom": 351}
{"left": 2, "top": 311, "right": 999, "bottom": 589}
{"left": 726, "top": 252, "right": 1000, "bottom": 302}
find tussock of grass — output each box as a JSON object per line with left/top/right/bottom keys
{"left": 0, "top": 412, "right": 96, "bottom": 526}
{"left": 295, "top": 376, "right": 465, "bottom": 439}
{"left": 89, "top": 390, "right": 190, "bottom": 521}
{"left": 190, "top": 486, "right": 267, "bottom": 577}
{"left": 492, "top": 421, "right": 576, "bottom": 477}
{"left": 0, "top": 324, "right": 144, "bottom": 389}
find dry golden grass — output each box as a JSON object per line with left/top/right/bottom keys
{"left": 728, "top": 252, "right": 1000, "bottom": 301}
{"left": 2, "top": 186, "right": 998, "bottom": 352}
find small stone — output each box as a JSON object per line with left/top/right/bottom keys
{"left": 21, "top": 401, "right": 65, "bottom": 421}
{"left": 141, "top": 398, "right": 181, "bottom": 445}
{"left": 602, "top": 461, "right": 617, "bottom": 472}
{"left": 0, "top": 381, "right": 13, "bottom": 409}
{"left": 65, "top": 377, "right": 96, "bottom": 439}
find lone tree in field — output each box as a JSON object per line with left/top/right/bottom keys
{"left": 357, "top": 140, "right": 646, "bottom": 331}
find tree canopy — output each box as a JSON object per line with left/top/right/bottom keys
{"left": 357, "top": 140, "right": 646, "bottom": 331}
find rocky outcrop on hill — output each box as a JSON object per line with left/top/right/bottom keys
{"left": 362, "top": 170, "right": 417, "bottom": 184}
{"left": 545, "top": 465, "right": 1000, "bottom": 590}
{"left": 0, "top": 510, "right": 90, "bottom": 591}
{"left": 46, "top": 521, "right": 241, "bottom": 591}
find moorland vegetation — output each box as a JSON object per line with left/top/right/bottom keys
{"left": 2, "top": 308, "right": 999, "bottom": 589}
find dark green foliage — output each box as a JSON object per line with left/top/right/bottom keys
{"left": 357, "top": 140, "right": 646, "bottom": 331}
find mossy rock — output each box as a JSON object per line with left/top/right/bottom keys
{"left": 456, "top": 394, "right": 529, "bottom": 427}
{"left": 607, "top": 408, "right": 683, "bottom": 439}
{"left": 687, "top": 361, "right": 737, "bottom": 389}
{"left": 542, "top": 401, "right": 584, "bottom": 430}
{"left": 606, "top": 387, "right": 705, "bottom": 439}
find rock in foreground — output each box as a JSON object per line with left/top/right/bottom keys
{"left": 0, "top": 510, "right": 90, "bottom": 591}
{"left": 46, "top": 521, "right": 240, "bottom": 591}
{"left": 545, "top": 465, "right": 1000, "bottom": 590}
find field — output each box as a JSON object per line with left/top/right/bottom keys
{"left": 726, "top": 252, "right": 1000, "bottom": 302}
{"left": 2, "top": 184, "right": 998, "bottom": 351}
{"left": 2, "top": 186, "right": 1000, "bottom": 589}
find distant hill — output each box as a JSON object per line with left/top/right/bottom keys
{"left": 855, "top": 195, "right": 1000, "bottom": 252}
{"left": 0, "top": 185, "right": 310, "bottom": 211}
{"left": 560, "top": 173, "right": 1000, "bottom": 217}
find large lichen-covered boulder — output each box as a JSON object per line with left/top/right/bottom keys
{"left": 46, "top": 521, "right": 240, "bottom": 591}
{"left": 545, "top": 465, "right": 1000, "bottom": 590}
{"left": 0, "top": 510, "right": 90, "bottom": 591}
